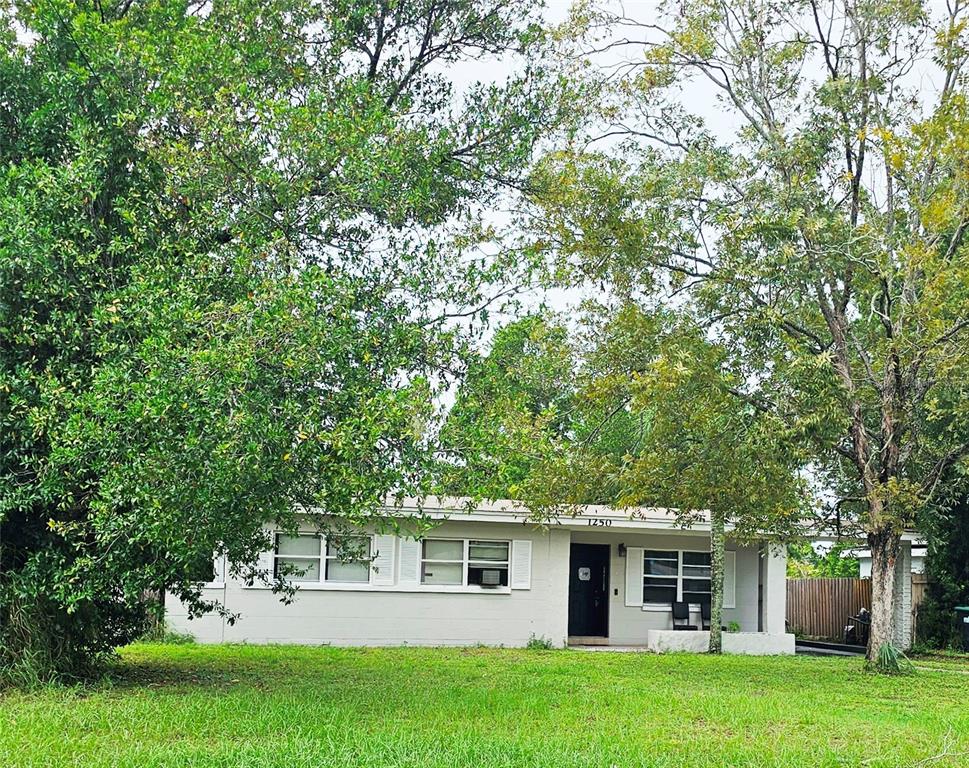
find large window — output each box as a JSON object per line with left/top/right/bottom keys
{"left": 421, "top": 539, "right": 509, "bottom": 587}
{"left": 275, "top": 533, "right": 371, "bottom": 584}
{"left": 642, "top": 550, "right": 712, "bottom": 607}
{"left": 643, "top": 550, "right": 679, "bottom": 604}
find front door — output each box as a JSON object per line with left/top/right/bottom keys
{"left": 568, "top": 543, "right": 610, "bottom": 637}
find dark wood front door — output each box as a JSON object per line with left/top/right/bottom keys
{"left": 568, "top": 543, "right": 610, "bottom": 637}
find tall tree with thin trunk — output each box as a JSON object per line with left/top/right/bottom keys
{"left": 534, "top": 0, "right": 969, "bottom": 665}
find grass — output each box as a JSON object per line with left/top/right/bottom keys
{"left": 2, "top": 644, "right": 968, "bottom": 768}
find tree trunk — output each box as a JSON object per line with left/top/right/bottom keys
{"left": 709, "top": 509, "right": 725, "bottom": 654}
{"left": 866, "top": 525, "right": 901, "bottom": 662}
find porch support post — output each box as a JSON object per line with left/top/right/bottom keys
{"left": 761, "top": 543, "right": 787, "bottom": 635}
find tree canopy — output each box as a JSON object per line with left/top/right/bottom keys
{"left": 0, "top": 0, "right": 555, "bottom": 680}
{"left": 444, "top": 304, "right": 808, "bottom": 651}
{"left": 529, "top": 0, "right": 969, "bottom": 662}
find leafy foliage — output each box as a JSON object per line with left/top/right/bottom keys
{"left": 917, "top": 494, "right": 969, "bottom": 649}
{"left": 440, "top": 315, "right": 578, "bottom": 499}
{"left": 0, "top": 0, "right": 554, "bottom": 680}
{"left": 444, "top": 305, "right": 808, "bottom": 652}
{"left": 871, "top": 642, "right": 915, "bottom": 676}
{"left": 532, "top": 0, "right": 969, "bottom": 660}
{"left": 787, "top": 543, "right": 861, "bottom": 579}
{"left": 525, "top": 633, "right": 556, "bottom": 650}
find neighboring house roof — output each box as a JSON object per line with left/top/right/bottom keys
{"left": 853, "top": 546, "right": 927, "bottom": 559}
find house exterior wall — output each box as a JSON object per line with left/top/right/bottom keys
{"left": 761, "top": 543, "right": 787, "bottom": 634}
{"left": 167, "top": 514, "right": 783, "bottom": 648}
{"left": 167, "top": 521, "right": 571, "bottom": 647}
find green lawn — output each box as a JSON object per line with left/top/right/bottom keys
{"left": 2, "top": 644, "right": 968, "bottom": 768}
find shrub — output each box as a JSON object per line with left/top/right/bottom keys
{"left": 869, "top": 643, "right": 915, "bottom": 675}
{"left": 526, "top": 634, "right": 555, "bottom": 650}
{"left": 917, "top": 496, "right": 969, "bottom": 649}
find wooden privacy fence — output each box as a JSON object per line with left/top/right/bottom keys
{"left": 787, "top": 578, "right": 872, "bottom": 640}
{"left": 911, "top": 573, "right": 929, "bottom": 642}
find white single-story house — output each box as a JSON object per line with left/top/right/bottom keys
{"left": 166, "top": 498, "right": 917, "bottom": 653}
{"left": 855, "top": 543, "right": 926, "bottom": 578}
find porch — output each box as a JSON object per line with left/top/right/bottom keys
{"left": 562, "top": 521, "right": 794, "bottom": 654}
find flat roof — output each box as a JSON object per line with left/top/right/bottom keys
{"left": 378, "top": 496, "right": 923, "bottom": 541}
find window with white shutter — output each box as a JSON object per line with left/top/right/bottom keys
{"left": 510, "top": 540, "right": 532, "bottom": 590}
{"left": 272, "top": 533, "right": 372, "bottom": 584}
{"left": 419, "top": 539, "right": 511, "bottom": 588}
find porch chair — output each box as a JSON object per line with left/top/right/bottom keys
{"left": 671, "top": 601, "right": 698, "bottom": 631}
{"left": 700, "top": 600, "right": 711, "bottom": 631}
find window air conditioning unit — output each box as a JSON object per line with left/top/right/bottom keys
{"left": 480, "top": 569, "right": 502, "bottom": 587}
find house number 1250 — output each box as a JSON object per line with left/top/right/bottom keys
{"left": 586, "top": 519, "right": 612, "bottom": 527}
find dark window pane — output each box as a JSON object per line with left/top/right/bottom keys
{"left": 683, "top": 578, "right": 711, "bottom": 592}
{"left": 326, "top": 536, "right": 370, "bottom": 561}
{"left": 644, "top": 550, "right": 678, "bottom": 561}
{"left": 187, "top": 554, "right": 215, "bottom": 582}
{"left": 683, "top": 565, "right": 710, "bottom": 578}
{"left": 423, "top": 539, "right": 463, "bottom": 560}
{"left": 421, "top": 562, "right": 462, "bottom": 585}
{"left": 277, "top": 534, "right": 321, "bottom": 556}
{"left": 326, "top": 559, "right": 370, "bottom": 583}
{"left": 275, "top": 557, "right": 321, "bottom": 582}
{"left": 468, "top": 541, "right": 509, "bottom": 562}
{"left": 644, "top": 560, "right": 678, "bottom": 576}
{"left": 684, "top": 591, "right": 711, "bottom": 604}
{"left": 643, "top": 585, "right": 677, "bottom": 604}
{"left": 643, "top": 576, "right": 677, "bottom": 587}
{"left": 683, "top": 551, "right": 711, "bottom": 566}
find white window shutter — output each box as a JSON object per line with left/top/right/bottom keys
{"left": 511, "top": 540, "right": 532, "bottom": 590}
{"left": 212, "top": 553, "right": 226, "bottom": 584}
{"left": 255, "top": 548, "right": 275, "bottom": 581}
{"left": 625, "top": 547, "right": 644, "bottom": 607}
{"left": 723, "top": 550, "right": 737, "bottom": 608}
{"left": 371, "top": 534, "right": 396, "bottom": 586}
{"left": 397, "top": 537, "right": 421, "bottom": 586}
{"left": 252, "top": 527, "right": 276, "bottom": 581}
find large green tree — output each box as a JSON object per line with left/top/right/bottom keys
{"left": 0, "top": 0, "right": 553, "bottom": 680}
{"left": 590, "top": 310, "right": 807, "bottom": 653}
{"left": 917, "top": 492, "right": 969, "bottom": 648}
{"left": 443, "top": 305, "right": 806, "bottom": 653}
{"left": 530, "top": 306, "right": 807, "bottom": 652}
{"left": 440, "top": 314, "right": 579, "bottom": 499}
{"left": 439, "top": 310, "right": 647, "bottom": 506}
{"left": 533, "top": 0, "right": 969, "bottom": 664}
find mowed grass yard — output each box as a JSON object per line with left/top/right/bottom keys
{"left": 2, "top": 645, "right": 968, "bottom": 768}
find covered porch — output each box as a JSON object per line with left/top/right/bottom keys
{"left": 559, "top": 511, "right": 793, "bottom": 654}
